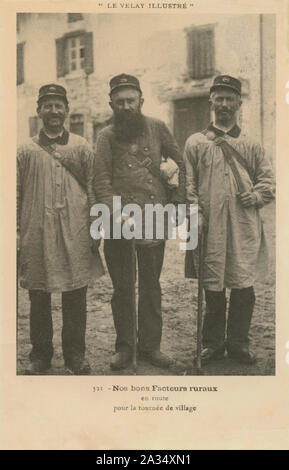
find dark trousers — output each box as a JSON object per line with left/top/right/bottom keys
{"left": 29, "top": 286, "right": 87, "bottom": 365}
{"left": 202, "top": 287, "right": 255, "bottom": 350}
{"left": 104, "top": 239, "right": 165, "bottom": 354}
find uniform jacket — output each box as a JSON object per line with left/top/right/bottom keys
{"left": 93, "top": 115, "right": 186, "bottom": 215}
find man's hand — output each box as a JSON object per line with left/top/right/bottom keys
{"left": 90, "top": 238, "right": 101, "bottom": 254}
{"left": 237, "top": 192, "right": 257, "bottom": 208}
{"left": 121, "top": 213, "right": 135, "bottom": 232}
{"left": 198, "top": 213, "right": 207, "bottom": 239}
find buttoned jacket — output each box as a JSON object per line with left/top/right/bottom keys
{"left": 93, "top": 115, "right": 186, "bottom": 214}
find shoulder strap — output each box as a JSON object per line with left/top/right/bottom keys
{"left": 220, "top": 139, "right": 251, "bottom": 176}
{"left": 32, "top": 136, "right": 86, "bottom": 189}
{"left": 216, "top": 139, "right": 251, "bottom": 193}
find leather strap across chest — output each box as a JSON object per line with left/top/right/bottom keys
{"left": 32, "top": 136, "right": 86, "bottom": 189}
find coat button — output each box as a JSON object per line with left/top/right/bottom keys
{"left": 128, "top": 163, "right": 132, "bottom": 168}
{"left": 148, "top": 179, "right": 153, "bottom": 183}
{"left": 150, "top": 195, "right": 155, "bottom": 200}
{"left": 144, "top": 147, "right": 149, "bottom": 152}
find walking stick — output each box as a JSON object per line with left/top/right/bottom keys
{"left": 196, "top": 231, "right": 204, "bottom": 374}
{"left": 130, "top": 237, "right": 137, "bottom": 375}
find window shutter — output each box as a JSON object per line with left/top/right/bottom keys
{"left": 17, "top": 43, "right": 24, "bottom": 85}
{"left": 70, "top": 114, "right": 84, "bottom": 136}
{"left": 187, "top": 27, "right": 215, "bottom": 79}
{"left": 56, "top": 37, "right": 66, "bottom": 77}
{"left": 29, "top": 116, "right": 39, "bottom": 137}
{"left": 84, "top": 32, "right": 94, "bottom": 75}
{"left": 67, "top": 13, "right": 83, "bottom": 23}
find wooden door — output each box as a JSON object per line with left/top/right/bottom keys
{"left": 173, "top": 96, "right": 210, "bottom": 151}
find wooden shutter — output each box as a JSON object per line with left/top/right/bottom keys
{"left": 84, "top": 32, "right": 94, "bottom": 75}
{"left": 17, "top": 42, "right": 24, "bottom": 85}
{"left": 187, "top": 27, "right": 215, "bottom": 79}
{"left": 29, "top": 116, "right": 39, "bottom": 137}
{"left": 56, "top": 37, "right": 66, "bottom": 77}
{"left": 70, "top": 114, "right": 84, "bottom": 136}
{"left": 67, "top": 13, "right": 83, "bottom": 23}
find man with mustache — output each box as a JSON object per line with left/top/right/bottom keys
{"left": 94, "top": 74, "right": 185, "bottom": 371}
{"left": 17, "top": 84, "right": 103, "bottom": 375}
{"left": 184, "top": 75, "right": 275, "bottom": 366}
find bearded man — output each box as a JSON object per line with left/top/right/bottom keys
{"left": 184, "top": 75, "right": 275, "bottom": 365}
{"left": 94, "top": 74, "right": 185, "bottom": 370}
{"left": 17, "top": 84, "right": 103, "bottom": 375}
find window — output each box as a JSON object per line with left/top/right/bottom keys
{"left": 29, "top": 116, "right": 41, "bottom": 137}
{"left": 67, "top": 13, "right": 83, "bottom": 23}
{"left": 93, "top": 119, "right": 113, "bottom": 150}
{"left": 70, "top": 114, "right": 84, "bottom": 136}
{"left": 17, "top": 42, "right": 25, "bottom": 85}
{"left": 186, "top": 25, "right": 215, "bottom": 79}
{"left": 56, "top": 31, "right": 94, "bottom": 76}
{"left": 67, "top": 35, "right": 85, "bottom": 72}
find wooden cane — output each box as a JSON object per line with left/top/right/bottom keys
{"left": 130, "top": 237, "right": 137, "bottom": 375}
{"left": 196, "top": 231, "right": 204, "bottom": 373}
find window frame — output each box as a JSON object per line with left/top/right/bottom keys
{"left": 185, "top": 24, "right": 216, "bottom": 80}
{"left": 17, "top": 42, "right": 25, "bottom": 85}
{"left": 56, "top": 30, "right": 94, "bottom": 77}
{"left": 67, "top": 13, "right": 83, "bottom": 23}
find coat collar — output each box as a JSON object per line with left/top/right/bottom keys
{"left": 207, "top": 122, "right": 241, "bottom": 138}
{"left": 39, "top": 128, "right": 69, "bottom": 146}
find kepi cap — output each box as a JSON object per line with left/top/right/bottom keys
{"left": 210, "top": 75, "right": 242, "bottom": 96}
{"left": 109, "top": 73, "right": 142, "bottom": 95}
{"left": 37, "top": 84, "right": 69, "bottom": 104}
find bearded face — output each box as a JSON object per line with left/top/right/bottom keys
{"left": 110, "top": 88, "right": 145, "bottom": 142}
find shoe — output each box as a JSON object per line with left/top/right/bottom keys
{"left": 227, "top": 345, "right": 256, "bottom": 364}
{"left": 110, "top": 352, "right": 132, "bottom": 371}
{"left": 139, "top": 350, "right": 174, "bottom": 369}
{"left": 25, "top": 359, "right": 51, "bottom": 375}
{"left": 65, "top": 358, "right": 91, "bottom": 375}
{"left": 199, "top": 347, "right": 225, "bottom": 365}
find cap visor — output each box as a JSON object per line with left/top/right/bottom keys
{"left": 210, "top": 84, "right": 241, "bottom": 95}
{"left": 110, "top": 83, "right": 141, "bottom": 94}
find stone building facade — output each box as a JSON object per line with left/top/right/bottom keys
{"left": 17, "top": 13, "right": 275, "bottom": 161}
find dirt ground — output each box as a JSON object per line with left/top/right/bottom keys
{"left": 17, "top": 203, "right": 275, "bottom": 376}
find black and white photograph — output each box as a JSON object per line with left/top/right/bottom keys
{"left": 16, "top": 12, "right": 276, "bottom": 377}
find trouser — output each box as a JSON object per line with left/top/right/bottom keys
{"left": 29, "top": 286, "right": 87, "bottom": 365}
{"left": 202, "top": 287, "right": 255, "bottom": 350}
{"left": 104, "top": 239, "right": 165, "bottom": 354}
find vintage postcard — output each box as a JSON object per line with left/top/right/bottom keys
{"left": 0, "top": 0, "right": 288, "bottom": 450}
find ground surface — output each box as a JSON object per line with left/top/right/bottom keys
{"left": 17, "top": 203, "right": 275, "bottom": 376}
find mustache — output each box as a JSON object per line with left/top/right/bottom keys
{"left": 115, "top": 109, "right": 137, "bottom": 120}
{"left": 217, "top": 108, "right": 231, "bottom": 113}
{"left": 46, "top": 113, "right": 64, "bottom": 118}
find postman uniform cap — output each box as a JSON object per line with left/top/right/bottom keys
{"left": 37, "top": 84, "right": 69, "bottom": 104}
{"left": 210, "top": 75, "right": 242, "bottom": 96}
{"left": 109, "top": 73, "right": 142, "bottom": 95}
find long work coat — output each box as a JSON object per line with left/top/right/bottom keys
{"left": 17, "top": 130, "right": 103, "bottom": 292}
{"left": 184, "top": 124, "right": 275, "bottom": 291}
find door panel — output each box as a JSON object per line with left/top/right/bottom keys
{"left": 173, "top": 96, "right": 210, "bottom": 151}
